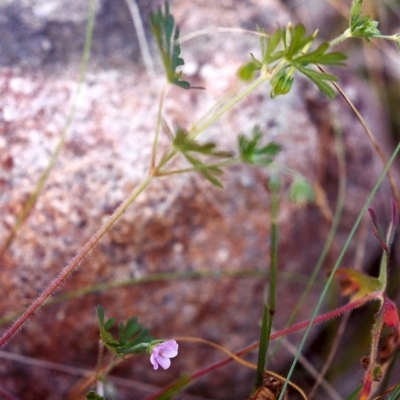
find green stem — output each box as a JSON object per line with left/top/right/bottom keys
{"left": 329, "top": 28, "right": 352, "bottom": 47}
{"left": 254, "top": 177, "right": 279, "bottom": 388}
{"left": 150, "top": 84, "right": 169, "bottom": 172}
{"left": 189, "top": 75, "right": 267, "bottom": 139}
{"left": 255, "top": 301, "right": 269, "bottom": 389}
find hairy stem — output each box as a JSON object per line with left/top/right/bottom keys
{"left": 0, "top": 176, "right": 153, "bottom": 348}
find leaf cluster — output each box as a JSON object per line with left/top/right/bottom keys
{"left": 150, "top": 2, "right": 191, "bottom": 89}
{"left": 350, "top": 0, "right": 380, "bottom": 40}
{"left": 96, "top": 306, "right": 153, "bottom": 356}
{"left": 238, "top": 126, "right": 281, "bottom": 166}
{"left": 239, "top": 23, "right": 346, "bottom": 98}
{"left": 173, "top": 128, "right": 232, "bottom": 187}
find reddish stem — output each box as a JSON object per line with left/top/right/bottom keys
{"left": 143, "top": 292, "right": 380, "bottom": 400}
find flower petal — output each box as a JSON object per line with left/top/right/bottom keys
{"left": 150, "top": 352, "right": 159, "bottom": 370}
{"left": 157, "top": 355, "right": 172, "bottom": 370}
{"left": 158, "top": 340, "right": 178, "bottom": 357}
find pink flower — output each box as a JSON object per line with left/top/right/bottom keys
{"left": 150, "top": 340, "right": 179, "bottom": 370}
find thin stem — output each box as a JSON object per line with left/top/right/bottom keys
{"left": 156, "top": 158, "right": 237, "bottom": 177}
{"left": 150, "top": 84, "right": 168, "bottom": 173}
{"left": 329, "top": 28, "right": 352, "bottom": 47}
{"left": 255, "top": 177, "right": 279, "bottom": 388}
{"left": 0, "top": 175, "right": 153, "bottom": 348}
{"left": 278, "top": 141, "right": 400, "bottom": 400}
{"left": 319, "top": 65, "right": 400, "bottom": 210}
{"left": 255, "top": 303, "right": 269, "bottom": 389}
{"left": 0, "top": 0, "right": 96, "bottom": 261}
{"left": 189, "top": 75, "right": 268, "bottom": 139}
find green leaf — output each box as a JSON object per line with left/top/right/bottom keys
{"left": 173, "top": 130, "right": 229, "bottom": 157}
{"left": 270, "top": 70, "right": 293, "bottom": 98}
{"left": 349, "top": 0, "right": 380, "bottom": 40}
{"left": 284, "top": 24, "right": 314, "bottom": 60}
{"left": 184, "top": 153, "right": 224, "bottom": 188}
{"left": 263, "top": 28, "right": 284, "bottom": 64}
{"left": 172, "top": 128, "right": 232, "bottom": 187}
{"left": 238, "top": 59, "right": 261, "bottom": 81}
{"left": 243, "top": 22, "right": 345, "bottom": 97}
{"left": 296, "top": 65, "right": 337, "bottom": 98}
{"left": 288, "top": 178, "right": 315, "bottom": 205}
{"left": 294, "top": 42, "right": 347, "bottom": 66}
{"left": 96, "top": 306, "right": 119, "bottom": 354}
{"left": 238, "top": 126, "right": 281, "bottom": 166}
{"left": 96, "top": 306, "right": 153, "bottom": 356}
{"left": 150, "top": 2, "right": 191, "bottom": 88}
{"left": 115, "top": 317, "right": 153, "bottom": 354}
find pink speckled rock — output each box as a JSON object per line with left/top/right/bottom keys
{"left": 0, "top": 0, "right": 393, "bottom": 399}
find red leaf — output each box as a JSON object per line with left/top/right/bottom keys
{"left": 382, "top": 298, "right": 400, "bottom": 329}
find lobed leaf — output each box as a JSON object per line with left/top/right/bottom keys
{"left": 349, "top": 0, "right": 380, "bottom": 40}
{"left": 172, "top": 128, "right": 232, "bottom": 187}
{"left": 294, "top": 42, "right": 347, "bottom": 66}
{"left": 96, "top": 307, "right": 153, "bottom": 356}
{"left": 296, "top": 66, "right": 337, "bottom": 98}
{"left": 238, "top": 127, "right": 281, "bottom": 166}
{"left": 150, "top": 2, "right": 191, "bottom": 89}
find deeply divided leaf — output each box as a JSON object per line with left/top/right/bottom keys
{"left": 150, "top": 2, "right": 191, "bottom": 89}
{"left": 240, "top": 22, "right": 346, "bottom": 97}
{"left": 349, "top": 0, "right": 380, "bottom": 40}
{"left": 238, "top": 126, "right": 281, "bottom": 166}
{"left": 96, "top": 307, "right": 153, "bottom": 356}
{"left": 172, "top": 128, "right": 232, "bottom": 187}
{"left": 296, "top": 66, "right": 337, "bottom": 98}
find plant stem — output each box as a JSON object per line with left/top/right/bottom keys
{"left": 0, "top": 175, "right": 153, "bottom": 348}
{"left": 329, "top": 28, "right": 352, "bottom": 47}
{"left": 150, "top": 84, "right": 168, "bottom": 173}
{"left": 255, "top": 303, "right": 269, "bottom": 388}
{"left": 189, "top": 75, "right": 267, "bottom": 139}
{"left": 254, "top": 177, "right": 279, "bottom": 388}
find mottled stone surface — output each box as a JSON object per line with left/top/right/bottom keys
{"left": 0, "top": 0, "right": 392, "bottom": 399}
